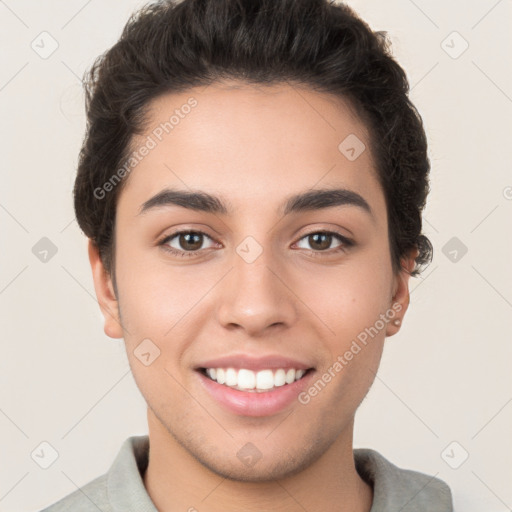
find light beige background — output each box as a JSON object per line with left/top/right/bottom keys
{"left": 1, "top": 0, "right": 511, "bottom": 511}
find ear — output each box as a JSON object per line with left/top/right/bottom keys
{"left": 87, "top": 239, "right": 124, "bottom": 339}
{"left": 385, "top": 248, "right": 418, "bottom": 337}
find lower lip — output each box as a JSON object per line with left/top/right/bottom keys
{"left": 197, "top": 370, "right": 314, "bottom": 417}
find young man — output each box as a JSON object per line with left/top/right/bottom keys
{"left": 41, "top": 0, "right": 453, "bottom": 510}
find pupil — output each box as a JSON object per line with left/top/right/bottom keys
{"left": 181, "top": 232, "right": 201, "bottom": 250}
{"left": 311, "top": 233, "right": 330, "bottom": 250}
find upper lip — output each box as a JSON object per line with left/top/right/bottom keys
{"left": 196, "top": 354, "right": 314, "bottom": 372}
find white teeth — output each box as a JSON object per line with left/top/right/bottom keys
{"left": 238, "top": 369, "right": 256, "bottom": 389}
{"left": 203, "top": 367, "right": 308, "bottom": 391}
{"left": 274, "top": 369, "right": 286, "bottom": 387}
{"left": 216, "top": 368, "right": 226, "bottom": 385}
{"left": 256, "top": 369, "right": 274, "bottom": 390}
{"left": 285, "top": 369, "right": 296, "bottom": 384}
{"left": 225, "top": 368, "right": 237, "bottom": 386}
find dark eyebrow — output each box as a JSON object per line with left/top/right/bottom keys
{"left": 138, "top": 187, "right": 373, "bottom": 218}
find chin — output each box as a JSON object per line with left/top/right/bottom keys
{"left": 193, "top": 453, "right": 311, "bottom": 483}
{"left": 180, "top": 434, "right": 330, "bottom": 483}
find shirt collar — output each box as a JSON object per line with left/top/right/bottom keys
{"left": 107, "top": 435, "right": 157, "bottom": 512}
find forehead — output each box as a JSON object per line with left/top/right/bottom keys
{"left": 118, "top": 81, "right": 384, "bottom": 219}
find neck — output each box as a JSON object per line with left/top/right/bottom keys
{"left": 143, "top": 408, "right": 373, "bottom": 512}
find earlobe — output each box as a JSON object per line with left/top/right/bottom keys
{"left": 386, "top": 248, "right": 418, "bottom": 337}
{"left": 87, "top": 239, "right": 124, "bottom": 339}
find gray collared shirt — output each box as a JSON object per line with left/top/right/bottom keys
{"left": 39, "top": 435, "right": 453, "bottom": 511}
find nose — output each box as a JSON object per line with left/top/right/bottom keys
{"left": 215, "top": 246, "right": 298, "bottom": 337}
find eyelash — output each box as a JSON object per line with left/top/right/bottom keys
{"left": 158, "top": 229, "right": 354, "bottom": 258}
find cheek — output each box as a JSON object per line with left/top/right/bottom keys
{"left": 308, "top": 257, "right": 393, "bottom": 340}
{"left": 115, "top": 249, "right": 207, "bottom": 337}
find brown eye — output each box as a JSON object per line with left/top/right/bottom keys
{"left": 295, "top": 231, "right": 352, "bottom": 253}
{"left": 159, "top": 229, "right": 353, "bottom": 259}
{"left": 160, "top": 230, "right": 216, "bottom": 257}
{"left": 307, "top": 233, "right": 334, "bottom": 251}
{"left": 177, "top": 232, "right": 203, "bottom": 251}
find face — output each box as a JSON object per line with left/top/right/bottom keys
{"left": 90, "top": 80, "right": 413, "bottom": 481}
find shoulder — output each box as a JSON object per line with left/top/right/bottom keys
{"left": 354, "top": 448, "right": 453, "bottom": 512}
{"left": 36, "top": 435, "right": 153, "bottom": 512}
{"left": 38, "top": 474, "right": 110, "bottom": 512}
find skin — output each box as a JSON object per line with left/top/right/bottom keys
{"left": 89, "top": 80, "right": 416, "bottom": 512}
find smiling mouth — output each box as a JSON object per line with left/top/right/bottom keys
{"left": 199, "top": 367, "right": 313, "bottom": 392}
